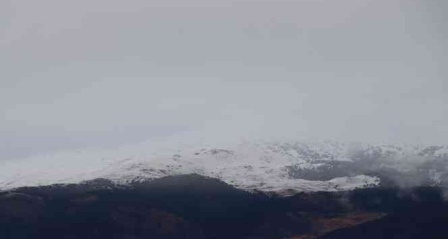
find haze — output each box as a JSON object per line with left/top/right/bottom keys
{"left": 1, "top": 0, "right": 447, "bottom": 160}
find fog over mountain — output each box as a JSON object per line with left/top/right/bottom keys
{"left": 2, "top": 2, "right": 448, "bottom": 238}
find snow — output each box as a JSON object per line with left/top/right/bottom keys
{"left": 0, "top": 134, "right": 446, "bottom": 193}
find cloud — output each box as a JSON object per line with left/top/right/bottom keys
{"left": 0, "top": 0, "right": 447, "bottom": 159}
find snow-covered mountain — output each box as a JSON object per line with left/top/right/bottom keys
{"left": 1, "top": 135, "right": 448, "bottom": 193}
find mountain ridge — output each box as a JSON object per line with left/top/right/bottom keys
{"left": 1, "top": 138, "right": 447, "bottom": 193}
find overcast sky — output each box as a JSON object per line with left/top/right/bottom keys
{"left": 1, "top": 0, "right": 447, "bottom": 160}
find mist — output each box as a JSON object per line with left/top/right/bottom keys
{"left": 1, "top": 0, "right": 447, "bottom": 160}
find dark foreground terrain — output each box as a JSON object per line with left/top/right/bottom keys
{"left": 1, "top": 174, "right": 447, "bottom": 239}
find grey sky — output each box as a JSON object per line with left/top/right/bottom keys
{"left": 1, "top": 0, "right": 447, "bottom": 159}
